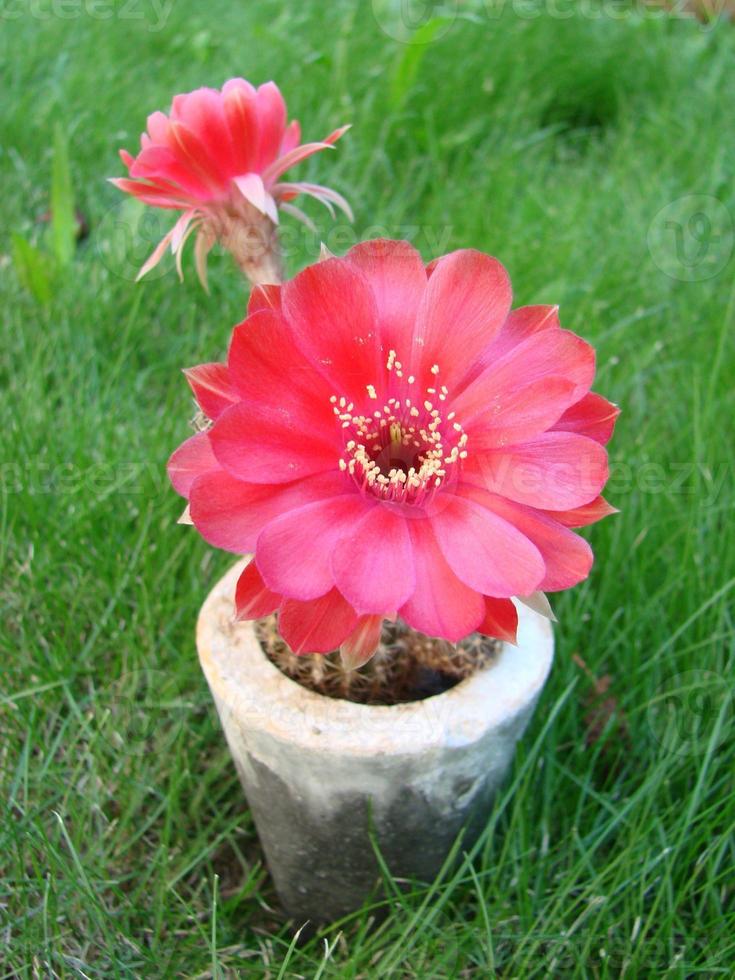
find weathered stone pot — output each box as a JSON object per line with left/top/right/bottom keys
{"left": 197, "top": 560, "right": 554, "bottom": 924}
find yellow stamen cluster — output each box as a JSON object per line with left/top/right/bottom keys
{"left": 330, "top": 351, "right": 468, "bottom": 504}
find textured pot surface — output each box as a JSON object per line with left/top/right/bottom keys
{"left": 197, "top": 560, "right": 554, "bottom": 923}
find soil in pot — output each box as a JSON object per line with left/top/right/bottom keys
{"left": 255, "top": 614, "right": 501, "bottom": 705}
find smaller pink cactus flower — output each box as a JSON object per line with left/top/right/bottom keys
{"left": 110, "top": 80, "right": 351, "bottom": 287}
{"left": 169, "top": 241, "right": 618, "bottom": 669}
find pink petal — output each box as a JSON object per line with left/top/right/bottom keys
{"left": 248, "top": 282, "right": 282, "bottom": 313}
{"left": 233, "top": 180, "right": 277, "bottom": 225}
{"left": 504, "top": 303, "right": 560, "bottom": 338}
{"left": 478, "top": 597, "right": 518, "bottom": 644}
{"left": 464, "top": 431, "right": 609, "bottom": 510}
{"left": 432, "top": 495, "right": 544, "bottom": 598}
{"left": 222, "top": 78, "right": 258, "bottom": 174}
{"left": 411, "top": 249, "right": 512, "bottom": 391}
{"left": 256, "top": 495, "right": 373, "bottom": 600}
{"left": 552, "top": 392, "right": 620, "bottom": 445}
{"left": 281, "top": 258, "right": 385, "bottom": 405}
{"left": 262, "top": 140, "right": 336, "bottom": 185}
{"left": 479, "top": 305, "right": 561, "bottom": 369}
{"left": 183, "top": 363, "right": 236, "bottom": 420}
{"left": 519, "top": 592, "right": 556, "bottom": 620}
{"left": 189, "top": 470, "right": 352, "bottom": 553}
{"left": 323, "top": 123, "right": 351, "bottom": 145}
{"left": 221, "top": 78, "right": 256, "bottom": 100}
{"left": 135, "top": 226, "right": 174, "bottom": 281}
{"left": 209, "top": 399, "right": 338, "bottom": 485}
{"left": 130, "top": 144, "right": 212, "bottom": 201}
{"left": 167, "top": 432, "right": 218, "bottom": 498}
{"left": 451, "top": 327, "right": 595, "bottom": 423}
{"left": 274, "top": 181, "right": 353, "bottom": 220}
{"left": 540, "top": 495, "right": 618, "bottom": 528}
{"left": 235, "top": 561, "right": 281, "bottom": 620}
{"left": 115, "top": 165, "right": 190, "bottom": 200}
{"left": 194, "top": 229, "right": 214, "bottom": 291}
{"left": 331, "top": 506, "right": 415, "bottom": 614}
{"left": 169, "top": 209, "right": 199, "bottom": 280}
{"left": 254, "top": 81, "right": 288, "bottom": 169}
{"left": 227, "top": 309, "right": 335, "bottom": 431}
{"left": 344, "top": 240, "right": 427, "bottom": 356}
{"left": 399, "top": 520, "right": 485, "bottom": 642}
{"left": 145, "top": 110, "right": 171, "bottom": 143}
{"left": 108, "top": 177, "right": 186, "bottom": 209}
{"left": 465, "top": 376, "right": 578, "bottom": 448}
{"left": 279, "top": 201, "right": 317, "bottom": 231}
{"left": 233, "top": 173, "right": 269, "bottom": 216}
{"left": 340, "top": 615, "right": 383, "bottom": 670}
{"left": 165, "top": 121, "right": 228, "bottom": 193}
{"left": 279, "top": 589, "right": 358, "bottom": 655}
{"left": 280, "top": 119, "right": 302, "bottom": 155}
{"left": 460, "top": 486, "right": 593, "bottom": 591}
{"left": 171, "top": 209, "right": 196, "bottom": 255}
{"left": 170, "top": 87, "right": 236, "bottom": 178}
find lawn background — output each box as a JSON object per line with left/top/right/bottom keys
{"left": 1, "top": 0, "right": 734, "bottom": 976}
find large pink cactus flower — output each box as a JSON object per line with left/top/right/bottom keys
{"left": 169, "top": 241, "right": 618, "bottom": 668}
{"left": 111, "top": 80, "right": 351, "bottom": 286}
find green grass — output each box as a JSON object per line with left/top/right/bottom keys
{"left": 2, "top": 1, "right": 734, "bottom": 975}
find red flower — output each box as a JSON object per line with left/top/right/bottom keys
{"left": 111, "top": 80, "right": 350, "bottom": 286}
{"left": 169, "top": 241, "right": 618, "bottom": 667}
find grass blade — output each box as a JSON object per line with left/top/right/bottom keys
{"left": 50, "top": 122, "right": 76, "bottom": 268}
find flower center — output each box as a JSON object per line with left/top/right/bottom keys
{"left": 330, "top": 352, "right": 468, "bottom": 505}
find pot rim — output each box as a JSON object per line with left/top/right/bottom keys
{"left": 197, "top": 559, "right": 555, "bottom": 757}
